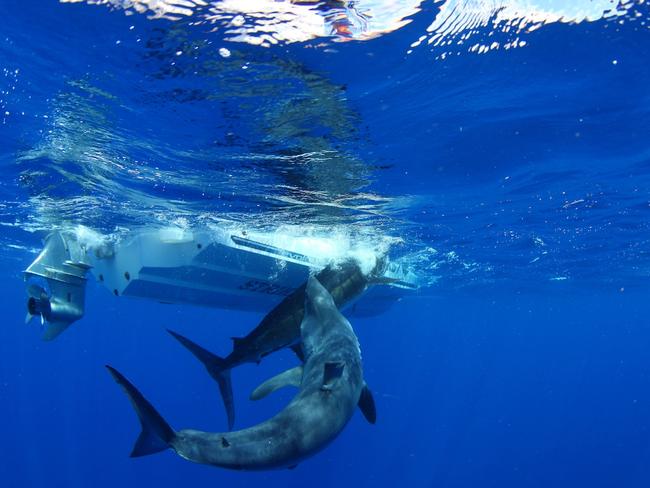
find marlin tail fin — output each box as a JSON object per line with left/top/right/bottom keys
{"left": 105, "top": 365, "right": 175, "bottom": 457}
{"left": 167, "top": 329, "right": 235, "bottom": 430}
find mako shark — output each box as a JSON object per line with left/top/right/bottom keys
{"left": 168, "top": 258, "right": 378, "bottom": 429}
{"left": 106, "top": 276, "right": 374, "bottom": 470}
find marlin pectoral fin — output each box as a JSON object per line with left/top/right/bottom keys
{"left": 368, "top": 276, "right": 400, "bottom": 286}
{"left": 357, "top": 383, "right": 376, "bottom": 424}
{"left": 368, "top": 276, "right": 418, "bottom": 290}
{"left": 250, "top": 366, "right": 303, "bottom": 401}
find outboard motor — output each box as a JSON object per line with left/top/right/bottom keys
{"left": 22, "top": 225, "right": 419, "bottom": 341}
{"left": 24, "top": 231, "right": 90, "bottom": 340}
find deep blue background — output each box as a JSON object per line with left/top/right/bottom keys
{"left": 0, "top": 250, "right": 650, "bottom": 487}
{"left": 1, "top": 1, "right": 650, "bottom": 487}
{"left": 3, "top": 250, "right": 650, "bottom": 487}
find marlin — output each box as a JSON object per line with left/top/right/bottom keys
{"left": 168, "top": 258, "right": 377, "bottom": 429}
{"left": 106, "top": 276, "right": 375, "bottom": 470}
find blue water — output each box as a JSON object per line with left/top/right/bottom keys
{"left": 2, "top": 1, "right": 650, "bottom": 486}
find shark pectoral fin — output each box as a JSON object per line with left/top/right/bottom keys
{"left": 358, "top": 383, "right": 377, "bottom": 424}
{"left": 250, "top": 366, "right": 303, "bottom": 401}
{"left": 321, "top": 362, "right": 345, "bottom": 390}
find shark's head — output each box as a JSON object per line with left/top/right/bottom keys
{"left": 301, "top": 275, "right": 349, "bottom": 358}
{"left": 304, "top": 275, "right": 336, "bottom": 320}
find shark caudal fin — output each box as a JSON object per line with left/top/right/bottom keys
{"left": 167, "top": 329, "right": 235, "bottom": 430}
{"left": 105, "top": 365, "right": 175, "bottom": 457}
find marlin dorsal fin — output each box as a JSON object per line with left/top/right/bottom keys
{"left": 250, "top": 366, "right": 303, "bottom": 401}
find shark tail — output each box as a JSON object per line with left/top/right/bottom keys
{"left": 167, "top": 329, "right": 235, "bottom": 431}
{"left": 105, "top": 365, "right": 175, "bottom": 458}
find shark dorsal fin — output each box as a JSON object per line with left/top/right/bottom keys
{"left": 250, "top": 366, "right": 304, "bottom": 401}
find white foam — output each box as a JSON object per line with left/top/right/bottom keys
{"left": 225, "top": 223, "right": 401, "bottom": 276}
{"left": 73, "top": 224, "right": 108, "bottom": 249}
